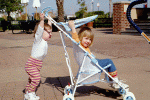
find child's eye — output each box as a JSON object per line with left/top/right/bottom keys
{"left": 88, "top": 38, "right": 91, "bottom": 40}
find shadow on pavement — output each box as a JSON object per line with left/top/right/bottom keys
{"left": 43, "top": 76, "right": 122, "bottom": 99}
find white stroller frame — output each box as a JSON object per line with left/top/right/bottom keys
{"left": 42, "top": 7, "right": 136, "bottom": 100}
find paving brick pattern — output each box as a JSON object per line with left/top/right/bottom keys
{"left": 0, "top": 29, "right": 150, "bottom": 100}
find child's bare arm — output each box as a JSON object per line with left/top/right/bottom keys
{"left": 39, "top": 13, "right": 45, "bottom": 28}
{"left": 47, "top": 15, "right": 52, "bottom": 26}
{"left": 68, "top": 21, "right": 76, "bottom": 33}
{"left": 68, "top": 20, "right": 80, "bottom": 42}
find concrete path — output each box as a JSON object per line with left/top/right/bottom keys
{"left": 0, "top": 28, "right": 150, "bottom": 100}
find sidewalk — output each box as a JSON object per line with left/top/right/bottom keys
{"left": 0, "top": 28, "right": 150, "bottom": 100}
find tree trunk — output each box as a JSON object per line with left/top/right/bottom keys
{"left": 56, "top": 0, "right": 65, "bottom": 22}
{"left": 7, "top": 11, "right": 11, "bottom": 21}
{"left": 7, "top": 11, "right": 11, "bottom": 30}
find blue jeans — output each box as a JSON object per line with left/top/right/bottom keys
{"left": 96, "top": 59, "right": 117, "bottom": 72}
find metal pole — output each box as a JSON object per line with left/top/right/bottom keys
{"left": 97, "top": 2, "right": 100, "bottom": 11}
{"left": 25, "top": 3, "right": 27, "bottom": 21}
{"left": 36, "top": 7, "right": 37, "bottom": 20}
{"left": 109, "top": 0, "right": 112, "bottom": 18}
{"left": 91, "top": 0, "right": 94, "bottom": 11}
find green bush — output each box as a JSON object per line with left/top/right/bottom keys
{"left": 0, "top": 18, "right": 5, "bottom": 21}
{"left": 75, "top": 9, "right": 86, "bottom": 19}
{"left": 75, "top": 0, "right": 87, "bottom": 19}
{"left": 16, "top": 17, "right": 22, "bottom": 20}
{"left": 84, "top": 11, "right": 104, "bottom": 17}
{"left": 7, "top": 16, "right": 14, "bottom": 21}
{"left": 0, "top": 27, "right": 2, "bottom": 31}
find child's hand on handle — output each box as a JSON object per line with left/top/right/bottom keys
{"left": 47, "top": 15, "right": 52, "bottom": 26}
{"left": 40, "top": 13, "right": 45, "bottom": 21}
{"left": 68, "top": 21, "right": 76, "bottom": 33}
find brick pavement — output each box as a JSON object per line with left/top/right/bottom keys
{"left": 0, "top": 29, "right": 150, "bottom": 100}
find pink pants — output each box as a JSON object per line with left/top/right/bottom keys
{"left": 25, "top": 57, "right": 43, "bottom": 93}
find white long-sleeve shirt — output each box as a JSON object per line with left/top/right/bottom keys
{"left": 31, "top": 25, "right": 48, "bottom": 60}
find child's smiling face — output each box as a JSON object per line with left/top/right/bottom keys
{"left": 81, "top": 36, "right": 92, "bottom": 48}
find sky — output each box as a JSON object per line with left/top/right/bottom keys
{"left": 24, "top": 0, "right": 149, "bottom": 16}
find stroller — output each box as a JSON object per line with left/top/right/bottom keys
{"left": 42, "top": 7, "right": 136, "bottom": 100}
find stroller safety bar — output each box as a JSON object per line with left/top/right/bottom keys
{"left": 57, "top": 15, "right": 98, "bottom": 31}
{"left": 45, "top": 8, "right": 54, "bottom": 17}
{"left": 41, "top": 6, "right": 53, "bottom": 14}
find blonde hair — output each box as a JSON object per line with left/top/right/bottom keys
{"left": 78, "top": 26, "right": 94, "bottom": 46}
{"left": 33, "top": 22, "right": 52, "bottom": 37}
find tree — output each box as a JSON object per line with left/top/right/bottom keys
{"left": 56, "top": 0, "right": 65, "bottom": 22}
{"left": 75, "top": 0, "right": 87, "bottom": 18}
{"left": 77, "top": 0, "right": 84, "bottom": 3}
{"left": 78, "top": 0, "right": 112, "bottom": 18}
{"left": 0, "top": 0, "right": 23, "bottom": 21}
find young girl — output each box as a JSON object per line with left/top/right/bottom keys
{"left": 68, "top": 21, "right": 129, "bottom": 89}
{"left": 24, "top": 13, "right": 52, "bottom": 100}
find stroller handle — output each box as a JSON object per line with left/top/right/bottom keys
{"left": 45, "top": 8, "right": 54, "bottom": 17}
{"left": 41, "top": 6, "right": 53, "bottom": 16}
{"left": 126, "top": 0, "right": 150, "bottom": 43}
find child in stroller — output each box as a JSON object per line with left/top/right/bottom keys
{"left": 68, "top": 20, "right": 129, "bottom": 90}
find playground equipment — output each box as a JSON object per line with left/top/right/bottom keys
{"left": 126, "top": 0, "right": 150, "bottom": 43}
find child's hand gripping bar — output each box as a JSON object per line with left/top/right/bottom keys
{"left": 57, "top": 15, "right": 98, "bottom": 32}
{"left": 126, "top": 0, "right": 150, "bottom": 43}
{"left": 41, "top": 7, "right": 57, "bottom": 24}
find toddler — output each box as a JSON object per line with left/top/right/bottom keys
{"left": 24, "top": 13, "right": 52, "bottom": 100}
{"left": 68, "top": 21, "right": 129, "bottom": 89}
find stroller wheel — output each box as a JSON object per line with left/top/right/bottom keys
{"left": 117, "top": 86, "right": 129, "bottom": 96}
{"left": 117, "top": 87, "right": 126, "bottom": 95}
{"left": 63, "top": 93, "right": 74, "bottom": 100}
{"left": 64, "top": 85, "right": 73, "bottom": 94}
{"left": 123, "top": 92, "right": 136, "bottom": 100}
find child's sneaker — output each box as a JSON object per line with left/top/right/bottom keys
{"left": 110, "top": 81, "right": 129, "bottom": 89}
{"left": 110, "top": 83, "right": 120, "bottom": 89}
{"left": 24, "top": 91, "right": 29, "bottom": 100}
{"left": 28, "top": 92, "right": 40, "bottom": 100}
{"left": 24, "top": 93, "right": 29, "bottom": 100}
{"left": 24, "top": 92, "right": 40, "bottom": 100}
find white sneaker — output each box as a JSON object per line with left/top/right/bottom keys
{"left": 110, "top": 83, "right": 120, "bottom": 89}
{"left": 24, "top": 92, "right": 40, "bottom": 100}
{"left": 24, "top": 92, "right": 29, "bottom": 100}
{"left": 110, "top": 82, "right": 129, "bottom": 89}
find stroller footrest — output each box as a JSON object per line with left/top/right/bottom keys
{"left": 103, "top": 64, "right": 111, "bottom": 70}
